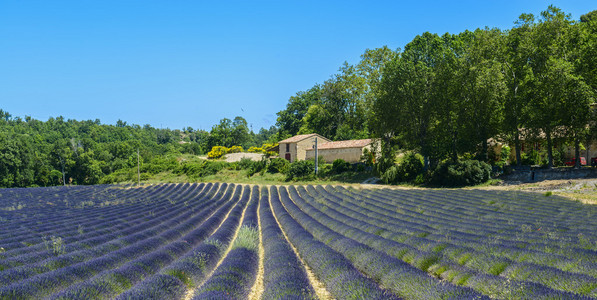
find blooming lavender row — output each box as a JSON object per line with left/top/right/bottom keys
{"left": 258, "top": 186, "right": 316, "bottom": 300}
{"left": 0, "top": 184, "right": 110, "bottom": 222}
{"left": 0, "top": 183, "right": 168, "bottom": 235}
{"left": 114, "top": 184, "right": 254, "bottom": 299}
{"left": 335, "top": 185, "right": 597, "bottom": 276}
{"left": 0, "top": 186, "right": 127, "bottom": 244}
{"left": 283, "top": 185, "right": 484, "bottom": 300}
{"left": 0, "top": 183, "right": 235, "bottom": 299}
{"left": 0, "top": 185, "right": 95, "bottom": 228}
{"left": 0, "top": 183, "right": 220, "bottom": 287}
{"left": 270, "top": 186, "right": 396, "bottom": 300}
{"left": 191, "top": 243, "right": 258, "bottom": 299}
{"left": 0, "top": 183, "right": 227, "bottom": 295}
{"left": 346, "top": 188, "right": 597, "bottom": 280}
{"left": 303, "top": 185, "right": 592, "bottom": 299}
{"left": 189, "top": 185, "right": 261, "bottom": 299}
{"left": 50, "top": 184, "right": 245, "bottom": 299}
{"left": 310, "top": 186, "right": 554, "bottom": 296}
{"left": 335, "top": 186, "right": 597, "bottom": 295}
{"left": 0, "top": 183, "right": 202, "bottom": 263}
{"left": 370, "top": 187, "right": 596, "bottom": 246}
{"left": 360, "top": 188, "right": 532, "bottom": 239}
{"left": 241, "top": 185, "right": 260, "bottom": 229}
{"left": 0, "top": 183, "right": 178, "bottom": 252}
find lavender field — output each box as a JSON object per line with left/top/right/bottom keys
{"left": 0, "top": 183, "right": 596, "bottom": 299}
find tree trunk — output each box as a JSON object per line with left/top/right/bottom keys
{"left": 586, "top": 135, "right": 591, "bottom": 167}
{"left": 575, "top": 137, "right": 581, "bottom": 169}
{"left": 451, "top": 134, "right": 458, "bottom": 162}
{"left": 515, "top": 130, "right": 522, "bottom": 166}
{"left": 546, "top": 129, "right": 554, "bottom": 169}
{"left": 481, "top": 137, "right": 489, "bottom": 162}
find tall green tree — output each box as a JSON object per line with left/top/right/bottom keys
{"left": 209, "top": 118, "right": 233, "bottom": 148}
{"left": 374, "top": 32, "right": 444, "bottom": 165}
{"left": 208, "top": 116, "right": 251, "bottom": 148}
{"left": 526, "top": 6, "right": 576, "bottom": 168}
{"left": 0, "top": 132, "right": 35, "bottom": 187}
{"left": 458, "top": 28, "right": 507, "bottom": 161}
{"left": 231, "top": 116, "right": 250, "bottom": 148}
{"left": 357, "top": 46, "right": 399, "bottom": 117}
{"left": 503, "top": 13, "right": 536, "bottom": 166}
{"left": 298, "top": 104, "right": 333, "bottom": 137}
{"left": 579, "top": 10, "right": 597, "bottom": 164}
{"left": 275, "top": 86, "right": 322, "bottom": 139}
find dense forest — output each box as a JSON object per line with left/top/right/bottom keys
{"left": 1, "top": 6, "right": 595, "bottom": 188}
{"left": 0, "top": 111, "right": 277, "bottom": 187}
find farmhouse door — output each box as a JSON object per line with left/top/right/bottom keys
{"left": 285, "top": 153, "right": 291, "bottom": 161}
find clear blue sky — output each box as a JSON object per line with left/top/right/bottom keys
{"left": 1, "top": 1, "right": 594, "bottom": 131}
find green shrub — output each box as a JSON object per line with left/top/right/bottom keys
{"left": 100, "top": 168, "right": 134, "bottom": 184}
{"left": 226, "top": 162, "right": 240, "bottom": 170}
{"left": 202, "top": 161, "right": 228, "bottom": 176}
{"left": 247, "top": 158, "right": 268, "bottom": 177}
{"left": 381, "top": 152, "right": 424, "bottom": 184}
{"left": 414, "top": 173, "right": 426, "bottom": 185}
{"left": 238, "top": 158, "right": 254, "bottom": 170}
{"left": 356, "top": 163, "right": 365, "bottom": 172}
{"left": 285, "top": 160, "right": 315, "bottom": 181}
{"left": 42, "top": 235, "right": 65, "bottom": 256}
{"left": 381, "top": 165, "right": 399, "bottom": 184}
{"left": 429, "top": 159, "right": 491, "bottom": 187}
{"left": 318, "top": 164, "right": 333, "bottom": 176}
{"left": 176, "top": 160, "right": 227, "bottom": 178}
{"left": 398, "top": 152, "right": 424, "bottom": 182}
{"left": 267, "top": 157, "right": 289, "bottom": 174}
{"left": 361, "top": 148, "right": 376, "bottom": 166}
{"left": 141, "top": 156, "right": 178, "bottom": 174}
{"left": 179, "top": 142, "right": 203, "bottom": 155}
{"left": 332, "top": 159, "right": 351, "bottom": 174}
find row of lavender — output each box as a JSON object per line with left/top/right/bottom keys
{"left": 1, "top": 183, "right": 595, "bottom": 299}
{"left": 283, "top": 185, "right": 597, "bottom": 299}
{"left": 0, "top": 183, "right": 205, "bottom": 266}
{"left": 0, "top": 183, "right": 233, "bottom": 298}
{"left": 0, "top": 183, "right": 318, "bottom": 299}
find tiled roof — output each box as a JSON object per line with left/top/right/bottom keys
{"left": 279, "top": 133, "right": 327, "bottom": 144}
{"left": 306, "top": 139, "right": 373, "bottom": 150}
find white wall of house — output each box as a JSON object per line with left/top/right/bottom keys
{"left": 305, "top": 144, "right": 377, "bottom": 163}
{"left": 279, "top": 135, "right": 330, "bottom": 162}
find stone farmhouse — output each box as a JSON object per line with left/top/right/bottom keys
{"left": 277, "top": 133, "right": 377, "bottom": 163}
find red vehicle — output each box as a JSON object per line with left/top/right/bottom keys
{"left": 565, "top": 157, "right": 587, "bottom": 166}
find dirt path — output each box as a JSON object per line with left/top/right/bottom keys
{"left": 479, "top": 178, "right": 597, "bottom": 205}
{"left": 223, "top": 153, "right": 264, "bottom": 163}
{"left": 354, "top": 177, "right": 597, "bottom": 205}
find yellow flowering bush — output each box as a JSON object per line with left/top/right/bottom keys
{"left": 207, "top": 146, "right": 228, "bottom": 159}
{"left": 228, "top": 145, "right": 243, "bottom": 153}
{"left": 248, "top": 146, "right": 264, "bottom": 153}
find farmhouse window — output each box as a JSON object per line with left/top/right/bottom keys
{"left": 286, "top": 144, "right": 289, "bottom": 152}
